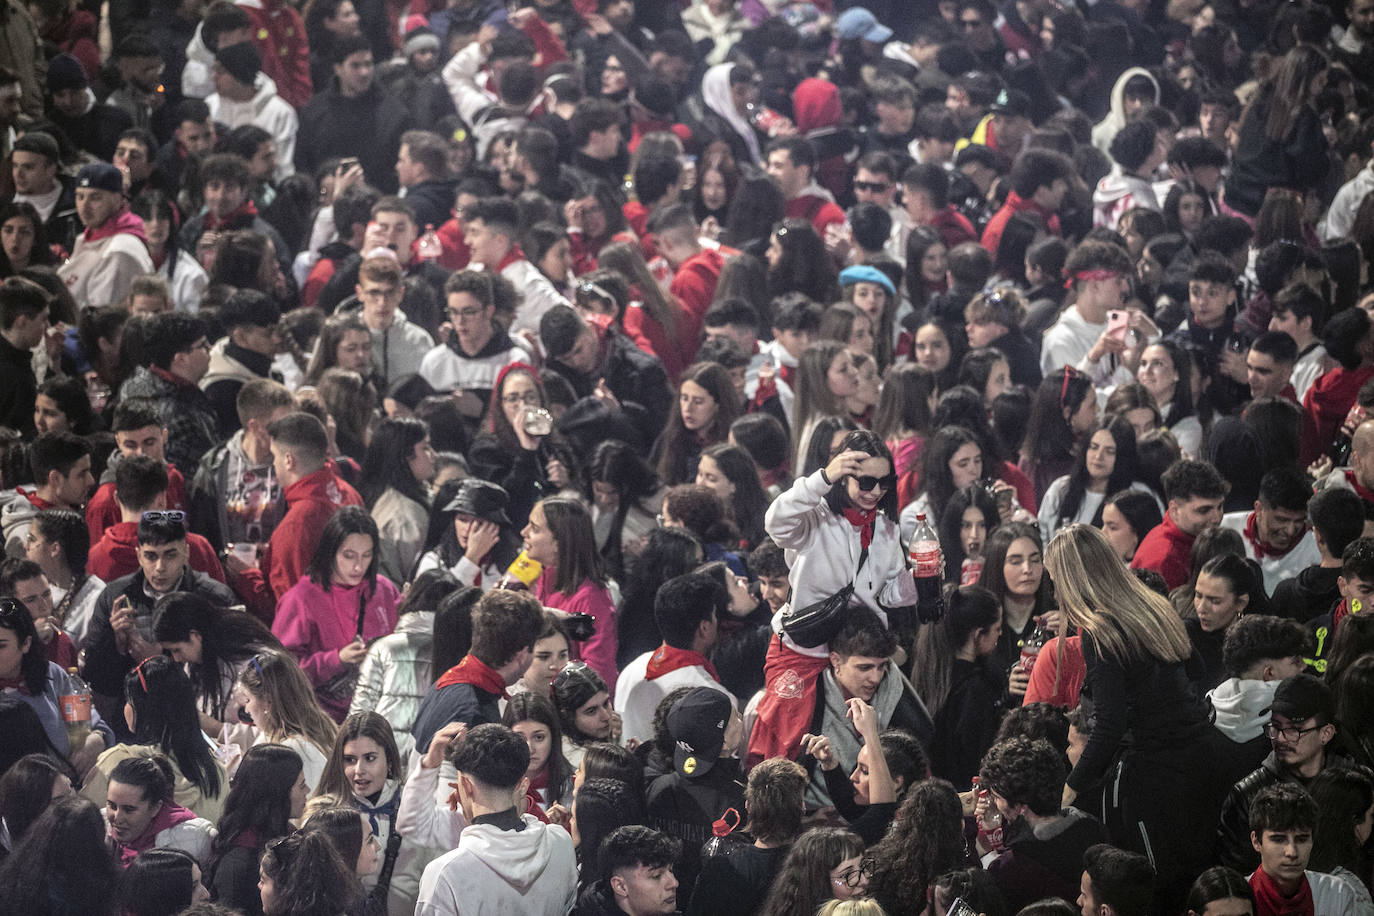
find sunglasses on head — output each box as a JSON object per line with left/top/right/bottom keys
{"left": 853, "top": 474, "right": 896, "bottom": 492}
{"left": 141, "top": 510, "right": 186, "bottom": 523}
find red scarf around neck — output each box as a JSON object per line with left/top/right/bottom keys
{"left": 842, "top": 507, "right": 877, "bottom": 549}
{"left": 1249, "top": 866, "right": 1314, "bottom": 916}
{"left": 1244, "top": 511, "right": 1307, "bottom": 560}
{"left": 435, "top": 654, "right": 509, "bottom": 698}
{"left": 645, "top": 643, "right": 719, "bottom": 681}
{"left": 1345, "top": 470, "right": 1374, "bottom": 504}
{"left": 204, "top": 199, "right": 258, "bottom": 231}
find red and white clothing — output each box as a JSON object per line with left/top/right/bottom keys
{"left": 1221, "top": 510, "right": 1321, "bottom": 596}
{"left": 615, "top": 644, "right": 737, "bottom": 745}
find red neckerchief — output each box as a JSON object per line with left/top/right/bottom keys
{"left": 1244, "top": 511, "right": 1307, "bottom": 560}
{"left": 494, "top": 244, "right": 527, "bottom": 273}
{"left": 842, "top": 507, "right": 877, "bottom": 549}
{"left": 434, "top": 654, "right": 509, "bottom": 699}
{"left": 1345, "top": 470, "right": 1374, "bottom": 503}
{"left": 1280, "top": 383, "right": 1298, "bottom": 404}
{"left": 150, "top": 249, "right": 167, "bottom": 270}
{"left": 0, "top": 676, "right": 31, "bottom": 693}
{"left": 83, "top": 207, "right": 148, "bottom": 244}
{"left": 18, "top": 487, "right": 54, "bottom": 510}
{"left": 116, "top": 801, "right": 198, "bottom": 865}
{"left": 777, "top": 363, "right": 795, "bottom": 386}
{"left": 645, "top": 643, "right": 719, "bottom": 681}
{"left": 1249, "top": 866, "right": 1314, "bottom": 916}
{"left": 1334, "top": 597, "right": 1353, "bottom": 632}
{"left": 230, "top": 827, "right": 263, "bottom": 849}
{"left": 150, "top": 365, "right": 196, "bottom": 389}
{"left": 203, "top": 199, "right": 258, "bottom": 231}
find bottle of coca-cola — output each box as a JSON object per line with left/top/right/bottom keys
{"left": 971, "top": 776, "right": 1004, "bottom": 854}
{"left": 1018, "top": 615, "right": 1052, "bottom": 673}
{"left": 416, "top": 224, "right": 443, "bottom": 261}
{"left": 909, "top": 514, "right": 945, "bottom": 623}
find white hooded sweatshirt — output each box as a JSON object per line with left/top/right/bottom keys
{"left": 415, "top": 813, "right": 577, "bottom": 916}
{"left": 1207, "top": 677, "right": 1278, "bottom": 743}
{"left": 206, "top": 73, "right": 297, "bottom": 181}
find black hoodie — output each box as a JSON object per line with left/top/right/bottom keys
{"left": 1269, "top": 564, "right": 1340, "bottom": 624}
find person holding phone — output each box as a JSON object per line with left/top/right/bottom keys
{"left": 271, "top": 506, "right": 400, "bottom": 722}
{"left": 83, "top": 512, "right": 236, "bottom": 737}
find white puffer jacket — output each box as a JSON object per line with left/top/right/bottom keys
{"left": 349, "top": 611, "right": 434, "bottom": 766}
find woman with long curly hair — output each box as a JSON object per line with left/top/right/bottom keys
{"left": 758, "top": 827, "right": 868, "bottom": 916}
{"left": 867, "top": 778, "right": 968, "bottom": 916}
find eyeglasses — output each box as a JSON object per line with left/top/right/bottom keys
{"left": 552, "top": 661, "right": 593, "bottom": 689}
{"left": 1059, "top": 365, "right": 1082, "bottom": 409}
{"left": 832, "top": 862, "right": 872, "bottom": 888}
{"left": 853, "top": 180, "right": 891, "bottom": 193}
{"left": 447, "top": 305, "right": 486, "bottom": 321}
{"left": 1264, "top": 722, "right": 1322, "bottom": 743}
{"left": 501, "top": 391, "right": 541, "bottom": 406}
{"left": 854, "top": 474, "right": 896, "bottom": 492}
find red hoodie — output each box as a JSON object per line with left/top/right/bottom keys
{"left": 233, "top": 466, "right": 362, "bottom": 622}
{"left": 88, "top": 522, "right": 226, "bottom": 584}
{"left": 669, "top": 247, "right": 728, "bottom": 342}
{"left": 792, "top": 78, "right": 850, "bottom": 207}
{"left": 84, "top": 467, "right": 188, "bottom": 547}
{"left": 1130, "top": 513, "right": 1194, "bottom": 591}
{"left": 981, "top": 191, "right": 1061, "bottom": 256}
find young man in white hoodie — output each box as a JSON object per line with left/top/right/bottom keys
{"left": 1039, "top": 239, "right": 1158, "bottom": 389}
{"left": 1092, "top": 119, "right": 1166, "bottom": 231}
{"left": 415, "top": 723, "right": 577, "bottom": 916}
{"left": 206, "top": 40, "right": 296, "bottom": 181}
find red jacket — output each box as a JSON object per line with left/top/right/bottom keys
{"left": 669, "top": 248, "right": 727, "bottom": 344}
{"left": 929, "top": 205, "right": 978, "bottom": 250}
{"left": 88, "top": 522, "right": 226, "bottom": 584}
{"left": 1302, "top": 364, "right": 1374, "bottom": 460}
{"left": 239, "top": 0, "right": 312, "bottom": 109}
{"left": 84, "top": 467, "right": 188, "bottom": 547}
{"left": 1130, "top": 513, "right": 1194, "bottom": 591}
{"left": 232, "top": 466, "right": 362, "bottom": 622}
{"left": 981, "top": 191, "right": 1062, "bottom": 256}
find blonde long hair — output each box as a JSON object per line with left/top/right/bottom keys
{"left": 1043, "top": 524, "right": 1192, "bottom": 665}
{"left": 237, "top": 650, "right": 339, "bottom": 756}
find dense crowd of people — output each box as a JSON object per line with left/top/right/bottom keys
{"left": 1, "top": 0, "right": 1374, "bottom": 912}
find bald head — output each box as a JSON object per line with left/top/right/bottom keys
{"left": 1354, "top": 419, "right": 1374, "bottom": 456}
{"left": 1352, "top": 419, "right": 1374, "bottom": 489}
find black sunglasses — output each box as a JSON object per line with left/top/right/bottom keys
{"left": 854, "top": 474, "right": 896, "bottom": 492}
